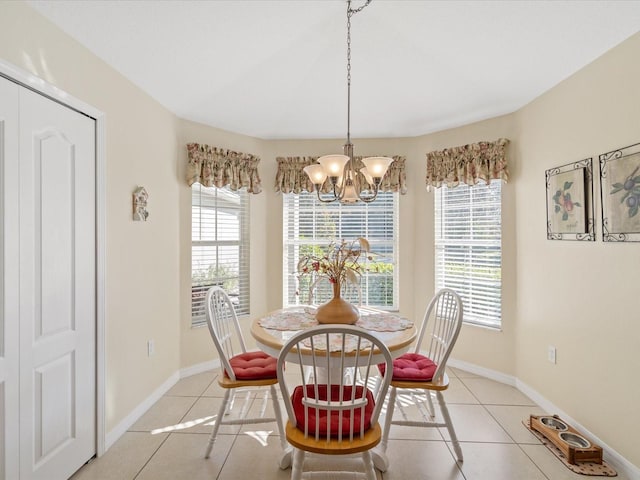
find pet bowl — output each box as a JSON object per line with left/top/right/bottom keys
{"left": 559, "top": 432, "right": 591, "bottom": 449}
{"left": 539, "top": 416, "right": 568, "bottom": 431}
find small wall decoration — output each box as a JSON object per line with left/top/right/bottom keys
{"left": 545, "top": 158, "right": 594, "bottom": 241}
{"left": 599, "top": 142, "right": 640, "bottom": 242}
{"left": 132, "top": 186, "right": 149, "bottom": 221}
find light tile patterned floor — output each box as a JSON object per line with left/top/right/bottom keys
{"left": 71, "top": 367, "right": 626, "bottom": 480}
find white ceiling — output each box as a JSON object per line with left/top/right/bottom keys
{"left": 28, "top": 0, "right": 640, "bottom": 140}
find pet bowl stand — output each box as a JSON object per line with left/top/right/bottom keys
{"left": 530, "top": 415, "right": 602, "bottom": 465}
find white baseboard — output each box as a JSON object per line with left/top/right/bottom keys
{"left": 448, "top": 357, "right": 640, "bottom": 480}
{"left": 179, "top": 359, "right": 220, "bottom": 378}
{"left": 104, "top": 371, "right": 180, "bottom": 450}
{"left": 104, "top": 360, "right": 221, "bottom": 452}
{"left": 447, "top": 357, "right": 517, "bottom": 386}
{"left": 516, "top": 379, "right": 640, "bottom": 480}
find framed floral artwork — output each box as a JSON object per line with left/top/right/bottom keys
{"left": 545, "top": 158, "right": 594, "bottom": 241}
{"left": 599, "top": 142, "right": 640, "bottom": 242}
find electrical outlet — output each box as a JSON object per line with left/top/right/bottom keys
{"left": 147, "top": 340, "right": 155, "bottom": 357}
{"left": 547, "top": 345, "right": 556, "bottom": 364}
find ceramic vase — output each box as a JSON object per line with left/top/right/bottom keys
{"left": 315, "top": 280, "right": 359, "bottom": 325}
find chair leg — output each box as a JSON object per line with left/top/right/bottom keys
{"left": 236, "top": 390, "right": 252, "bottom": 418}
{"left": 437, "top": 391, "right": 463, "bottom": 462}
{"left": 225, "top": 388, "right": 236, "bottom": 415}
{"left": 362, "top": 450, "right": 377, "bottom": 480}
{"left": 269, "top": 385, "right": 291, "bottom": 469}
{"left": 380, "top": 386, "right": 397, "bottom": 455}
{"left": 373, "top": 385, "right": 396, "bottom": 472}
{"left": 291, "top": 448, "right": 305, "bottom": 480}
{"left": 425, "top": 390, "right": 436, "bottom": 418}
{"left": 343, "top": 366, "right": 355, "bottom": 384}
{"left": 304, "top": 365, "right": 314, "bottom": 383}
{"left": 205, "top": 389, "right": 231, "bottom": 458}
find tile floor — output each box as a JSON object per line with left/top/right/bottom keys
{"left": 71, "top": 367, "right": 625, "bottom": 480}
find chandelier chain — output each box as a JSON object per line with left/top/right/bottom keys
{"left": 346, "top": 0, "right": 371, "bottom": 143}
{"left": 301, "top": 0, "right": 390, "bottom": 204}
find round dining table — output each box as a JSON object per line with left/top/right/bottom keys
{"left": 251, "top": 305, "right": 417, "bottom": 360}
{"left": 250, "top": 305, "right": 417, "bottom": 471}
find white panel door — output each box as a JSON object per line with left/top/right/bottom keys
{"left": 0, "top": 75, "right": 21, "bottom": 480}
{"left": 18, "top": 87, "right": 96, "bottom": 480}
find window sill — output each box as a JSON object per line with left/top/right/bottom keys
{"left": 462, "top": 321, "right": 502, "bottom": 332}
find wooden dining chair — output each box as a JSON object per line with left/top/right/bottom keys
{"left": 375, "top": 288, "right": 464, "bottom": 470}
{"left": 277, "top": 325, "right": 393, "bottom": 480}
{"left": 203, "top": 286, "right": 288, "bottom": 463}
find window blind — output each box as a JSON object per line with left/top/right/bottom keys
{"left": 192, "top": 184, "right": 249, "bottom": 326}
{"left": 435, "top": 180, "right": 502, "bottom": 328}
{"left": 283, "top": 191, "right": 398, "bottom": 309}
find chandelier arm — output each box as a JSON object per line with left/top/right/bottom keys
{"left": 357, "top": 195, "right": 378, "bottom": 203}
{"left": 355, "top": 183, "right": 381, "bottom": 203}
{"left": 337, "top": 184, "right": 345, "bottom": 202}
{"left": 314, "top": 185, "right": 339, "bottom": 204}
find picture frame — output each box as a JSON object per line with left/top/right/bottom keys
{"left": 545, "top": 158, "right": 594, "bottom": 241}
{"left": 599, "top": 142, "right": 640, "bottom": 242}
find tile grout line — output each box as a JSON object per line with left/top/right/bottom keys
{"left": 123, "top": 368, "right": 560, "bottom": 480}
{"left": 458, "top": 375, "right": 552, "bottom": 480}
{"left": 134, "top": 374, "right": 218, "bottom": 479}
{"left": 131, "top": 431, "right": 173, "bottom": 480}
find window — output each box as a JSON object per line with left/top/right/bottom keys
{"left": 435, "top": 180, "right": 502, "bottom": 328}
{"left": 191, "top": 184, "right": 249, "bottom": 326}
{"left": 283, "top": 192, "right": 398, "bottom": 309}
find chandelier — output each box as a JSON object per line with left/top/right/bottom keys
{"left": 303, "top": 0, "right": 393, "bottom": 204}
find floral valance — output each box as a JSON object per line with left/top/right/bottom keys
{"left": 186, "top": 143, "right": 262, "bottom": 194}
{"left": 425, "top": 138, "right": 510, "bottom": 189}
{"left": 275, "top": 156, "right": 407, "bottom": 195}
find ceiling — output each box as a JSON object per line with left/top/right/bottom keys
{"left": 28, "top": 0, "right": 640, "bottom": 140}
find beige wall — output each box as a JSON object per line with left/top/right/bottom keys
{"left": 3, "top": 1, "right": 639, "bottom": 469}
{"left": 0, "top": 2, "right": 181, "bottom": 433}
{"left": 514, "top": 32, "right": 640, "bottom": 466}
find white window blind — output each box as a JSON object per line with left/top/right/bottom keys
{"left": 192, "top": 184, "right": 249, "bottom": 326}
{"left": 435, "top": 180, "right": 502, "bottom": 328}
{"left": 283, "top": 192, "right": 398, "bottom": 309}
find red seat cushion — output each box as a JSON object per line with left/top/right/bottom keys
{"left": 291, "top": 384, "right": 375, "bottom": 437}
{"left": 225, "top": 351, "right": 277, "bottom": 380}
{"left": 379, "top": 353, "right": 437, "bottom": 381}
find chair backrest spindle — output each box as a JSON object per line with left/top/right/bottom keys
{"left": 205, "top": 286, "right": 248, "bottom": 381}
{"left": 277, "top": 325, "right": 393, "bottom": 446}
{"left": 413, "top": 288, "right": 463, "bottom": 382}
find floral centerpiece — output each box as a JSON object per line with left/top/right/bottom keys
{"left": 297, "top": 237, "right": 371, "bottom": 324}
